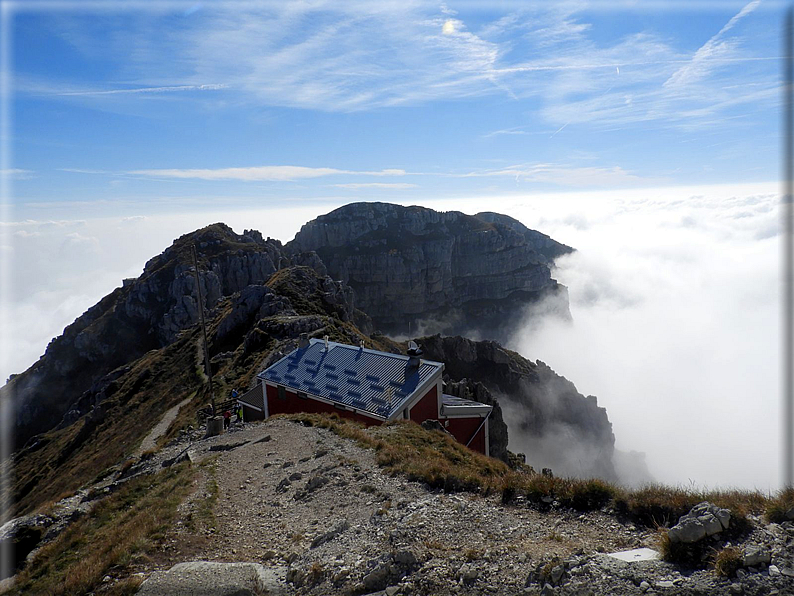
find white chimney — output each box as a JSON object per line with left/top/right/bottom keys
{"left": 324, "top": 335, "right": 330, "bottom": 350}
{"left": 298, "top": 333, "right": 309, "bottom": 349}
{"left": 406, "top": 340, "right": 422, "bottom": 370}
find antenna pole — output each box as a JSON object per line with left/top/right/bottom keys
{"left": 192, "top": 244, "right": 215, "bottom": 412}
{"left": 784, "top": 9, "right": 793, "bottom": 490}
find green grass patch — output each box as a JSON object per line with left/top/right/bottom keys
{"left": 10, "top": 463, "right": 195, "bottom": 596}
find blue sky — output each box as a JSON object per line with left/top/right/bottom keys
{"left": 2, "top": 0, "right": 784, "bottom": 219}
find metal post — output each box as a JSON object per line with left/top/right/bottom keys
{"left": 192, "top": 244, "right": 215, "bottom": 413}
{"left": 784, "top": 8, "right": 793, "bottom": 490}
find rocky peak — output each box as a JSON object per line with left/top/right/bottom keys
{"left": 285, "top": 202, "right": 573, "bottom": 340}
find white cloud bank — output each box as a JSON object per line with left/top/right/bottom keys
{"left": 417, "top": 182, "right": 780, "bottom": 490}
{"left": 492, "top": 184, "right": 778, "bottom": 491}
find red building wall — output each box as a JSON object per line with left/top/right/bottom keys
{"left": 265, "top": 384, "right": 382, "bottom": 427}
{"left": 408, "top": 386, "right": 439, "bottom": 423}
{"left": 444, "top": 417, "right": 487, "bottom": 454}
{"left": 241, "top": 405, "right": 265, "bottom": 421}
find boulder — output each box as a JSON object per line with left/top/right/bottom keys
{"left": 667, "top": 502, "right": 731, "bottom": 544}
{"left": 742, "top": 545, "right": 771, "bottom": 567}
{"left": 137, "top": 561, "right": 285, "bottom": 595}
{"left": 0, "top": 514, "right": 52, "bottom": 578}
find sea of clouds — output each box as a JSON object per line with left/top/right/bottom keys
{"left": 429, "top": 184, "right": 781, "bottom": 492}
{"left": 1, "top": 182, "right": 783, "bottom": 490}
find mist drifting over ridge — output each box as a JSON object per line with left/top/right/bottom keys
{"left": 2, "top": 182, "right": 781, "bottom": 490}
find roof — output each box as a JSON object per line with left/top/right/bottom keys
{"left": 258, "top": 339, "right": 443, "bottom": 419}
{"left": 441, "top": 394, "right": 493, "bottom": 417}
{"left": 238, "top": 386, "right": 264, "bottom": 411}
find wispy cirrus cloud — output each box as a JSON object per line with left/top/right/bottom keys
{"left": 56, "top": 83, "right": 227, "bottom": 96}
{"left": 128, "top": 165, "right": 406, "bottom": 182}
{"left": 0, "top": 169, "right": 34, "bottom": 180}
{"left": 458, "top": 163, "right": 656, "bottom": 187}
{"left": 333, "top": 182, "right": 417, "bottom": 190}
{"left": 664, "top": 0, "right": 761, "bottom": 89}
{"left": 25, "top": 2, "right": 776, "bottom": 130}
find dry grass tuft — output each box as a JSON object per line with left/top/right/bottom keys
{"left": 713, "top": 546, "right": 742, "bottom": 577}
{"left": 766, "top": 487, "right": 794, "bottom": 523}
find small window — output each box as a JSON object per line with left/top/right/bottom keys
{"left": 277, "top": 385, "right": 286, "bottom": 400}
{"left": 297, "top": 391, "right": 308, "bottom": 400}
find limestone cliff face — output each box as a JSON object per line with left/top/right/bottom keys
{"left": 286, "top": 202, "right": 573, "bottom": 340}
{"left": 4, "top": 225, "right": 334, "bottom": 449}
{"left": 419, "top": 335, "right": 617, "bottom": 482}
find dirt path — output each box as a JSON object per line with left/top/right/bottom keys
{"left": 136, "top": 396, "right": 194, "bottom": 456}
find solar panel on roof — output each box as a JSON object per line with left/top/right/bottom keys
{"left": 258, "top": 339, "right": 444, "bottom": 420}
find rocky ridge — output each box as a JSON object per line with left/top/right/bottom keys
{"left": 3, "top": 224, "right": 338, "bottom": 449}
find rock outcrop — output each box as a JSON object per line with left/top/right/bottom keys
{"left": 286, "top": 202, "right": 573, "bottom": 340}
{"left": 419, "top": 334, "right": 617, "bottom": 481}
{"left": 667, "top": 502, "right": 732, "bottom": 544}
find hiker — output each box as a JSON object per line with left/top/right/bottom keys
{"left": 236, "top": 405, "right": 243, "bottom": 423}
{"left": 223, "top": 409, "right": 231, "bottom": 429}
{"left": 231, "top": 388, "right": 239, "bottom": 400}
